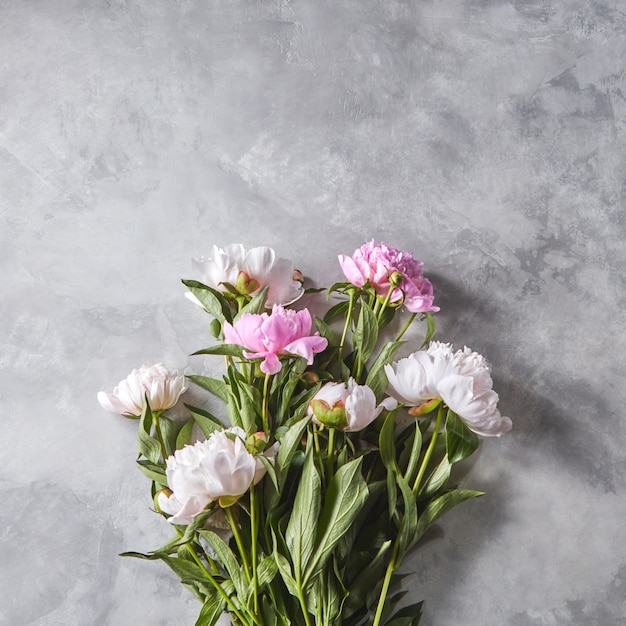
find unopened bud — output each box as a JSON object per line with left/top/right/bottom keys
{"left": 302, "top": 371, "right": 320, "bottom": 385}
{"left": 235, "top": 271, "right": 260, "bottom": 295}
{"left": 293, "top": 269, "right": 304, "bottom": 284}
{"left": 246, "top": 431, "right": 268, "bottom": 453}
{"left": 389, "top": 271, "right": 403, "bottom": 288}
{"left": 310, "top": 399, "right": 347, "bottom": 429}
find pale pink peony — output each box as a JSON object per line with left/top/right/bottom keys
{"left": 308, "top": 378, "right": 397, "bottom": 431}
{"left": 338, "top": 241, "right": 438, "bottom": 313}
{"left": 189, "top": 243, "right": 303, "bottom": 307}
{"left": 223, "top": 305, "right": 328, "bottom": 375}
{"left": 384, "top": 342, "right": 512, "bottom": 437}
{"left": 97, "top": 363, "right": 187, "bottom": 417}
{"left": 158, "top": 427, "right": 276, "bottom": 525}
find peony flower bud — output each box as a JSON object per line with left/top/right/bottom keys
{"left": 310, "top": 398, "right": 348, "bottom": 429}
{"left": 308, "top": 378, "right": 397, "bottom": 432}
{"left": 235, "top": 271, "right": 260, "bottom": 295}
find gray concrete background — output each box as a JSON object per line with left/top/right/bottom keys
{"left": 1, "top": 1, "right": 625, "bottom": 624}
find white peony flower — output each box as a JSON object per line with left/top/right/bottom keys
{"left": 97, "top": 363, "right": 187, "bottom": 417}
{"left": 158, "top": 427, "right": 275, "bottom": 525}
{"left": 308, "top": 378, "right": 397, "bottom": 432}
{"left": 384, "top": 342, "right": 512, "bottom": 437}
{"left": 188, "top": 243, "right": 304, "bottom": 307}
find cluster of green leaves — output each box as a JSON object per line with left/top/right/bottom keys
{"left": 123, "top": 278, "right": 483, "bottom": 626}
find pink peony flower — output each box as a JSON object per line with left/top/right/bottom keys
{"left": 223, "top": 305, "right": 328, "bottom": 375}
{"left": 189, "top": 244, "right": 304, "bottom": 307}
{"left": 384, "top": 342, "right": 512, "bottom": 437}
{"left": 338, "top": 241, "right": 439, "bottom": 313}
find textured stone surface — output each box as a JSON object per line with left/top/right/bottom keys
{"left": 1, "top": 1, "right": 625, "bottom": 624}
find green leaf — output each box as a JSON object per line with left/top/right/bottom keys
{"left": 159, "top": 554, "right": 209, "bottom": 585}
{"left": 305, "top": 457, "right": 368, "bottom": 584}
{"left": 353, "top": 301, "right": 379, "bottom": 364}
{"left": 192, "top": 344, "right": 245, "bottom": 358}
{"left": 185, "top": 404, "right": 224, "bottom": 437}
{"left": 401, "top": 422, "right": 423, "bottom": 485}
{"left": 445, "top": 409, "right": 479, "bottom": 464}
{"left": 138, "top": 402, "right": 161, "bottom": 463}
{"left": 365, "top": 341, "right": 404, "bottom": 399}
{"left": 395, "top": 473, "right": 418, "bottom": 564}
{"left": 273, "top": 549, "right": 299, "bottom": 598}
{"left": 235, "top": 285, "right": 269, "bottom": 320}
{"left": 327, "top": 281, "right": 353, "bottom": 296}
{"left": 322, "top": 556, "right": 349, "bottom": 624}
{"left": 256, "top": 555, "right": 279, "bottom": 589}
{"left": 119, "top": 550, "right": 162, "bottom": 560}
{"left": 276, "top": 415, "right": 311, "bottom": 483}
{"left": 419, "top": 455, "right": 452, "bottom": 497}
{"left": 380, "top": 411, "right": 399, "bottom": 518}
{"left": 176, "top": 418, "right": 195, "bottom": 449}
{"left": 187, "top": 375, "right": 229, "bottom": 403}
{"left": 323, "top": 299, "right": 350, "bottom": 323}
{"left": 386, "top": 600, "right": 424, "bottom": 626}
{"left": 414, "top": 489, "right": 483, "bottom": 544}
{"left": 159, "top": 414, "right": 178, "bottom": 456}
{"left": 257, "top": 454, "right": 279, "bottom": 492}
{"left": 379, "top": 411, "right": 399, "bottom": 473}
{"left": 194, "top": 593, "right": 227, "bottom": 626}
{"left": 419, "top": 312, "right": 436, "bottom": 349}
{"left": 136, "top": 459, "right": 167, "bottom": 484}
{"left": 197, "top": 530, "right": 247, "bottom": 599}
{"left": 343, "top": 539, "right": 392, "bottom": 616}
{"left": 286, "top": 445, "right": 321, "bottom": 580}
{"left": 378, "top": 304, "right": 396, "bottom": 328}
{"left": 314, "top": 315, "right": 340, "bottom": 346}
{"left": 182, "top": 279, "right": 233, "bottom": 323}
{"left": 209, "top": 318, "right": 222, "bottom": 339}
{"left": 235, "top": 383, "right": 260, "bottom": 434}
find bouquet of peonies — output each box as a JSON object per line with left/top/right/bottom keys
{"left": 99, "top": 242, "right": 511, "bottom": 626}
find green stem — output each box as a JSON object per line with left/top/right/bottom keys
{"left": 297, "top": 583, "right": 313, "bottom": 626}
{"left": 395, "top": 312, "right": 417, "bottom": 342}
{"left": 262, "top": 373, "right": 271, "bottom": 434}
{"left": 312, "top": 425, "right": 325, "bottom": 482}
{"left": 250, "top": 482, "right": 259, "bottom": 616}
{"left": 372, "top": 542, "right": 398, "bottom": 626}
{"left": 338, "top": 289, "right": 356, "bottom": 365}
{"left": 225, "top": 506, "right": 252, "bottom": 582}
{"left": 327, "top": 428, "right": 336, "bottom": 482}
{"left": 412, "top": 404, "right": 446, "bottom": 496}
{"left": 182, "top": 540, "right": 248, "bottom": 624}
{"left": 376, "top": 284, "right": 395, "bottom": 324}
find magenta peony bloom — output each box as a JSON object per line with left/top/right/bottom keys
{"left": 223, "top": 305, "right": 328, "bottom": 375}
{"left": 338, "top": 241, "right": 439, "bottom": 313}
